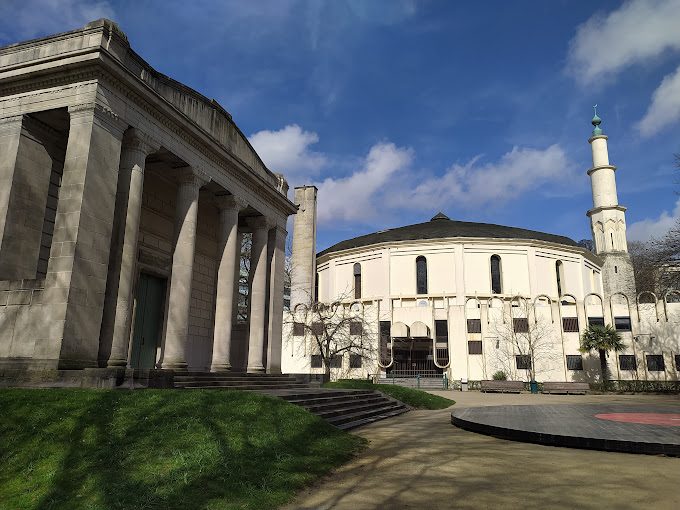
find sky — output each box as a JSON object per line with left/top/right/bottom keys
{"left": 1, "top": 0, "right": 679, "bottom": 252}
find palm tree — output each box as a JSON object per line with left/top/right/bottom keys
{"left": 579, "top": 324, "right": 626, "bottom": 384}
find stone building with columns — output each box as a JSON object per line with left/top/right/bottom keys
{"left": 284, "top": 113, "right": 680, "bottom": 385}
{"left": 0, "top": 19, "right": 295, "bottom": 379}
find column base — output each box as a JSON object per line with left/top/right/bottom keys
{"left": 210, "top": 363, "right": 232, "bottom": 372}
{"left": 247, "top": 366, "right": 265, "bottom": 374}
{"left": 107, "top": 359, "right": 128, "bottom": 368}
{"left": 161, "top": 361, "right": 188, "bottom": 371}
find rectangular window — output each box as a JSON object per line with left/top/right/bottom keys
{"left": 467, "top": 318, "right": 482, "bottom": 334}
{"left": 293, "top": 322, "right": 304, "bottom": 336}
{"left": 513, "top": 318, "right": 529, "bottom": 333}
{"left": 619, "top": 354, "right": 637, "bottom": 371}
{"left": 329, "top": 355, "right": 342, "bottom": 368}
{"left": 349, "top": 321, "right": 362, "bottom": 336}
{"left": 435, "top": 320, "right": 449, "bottom": 343}
{"left": 566, "top": 355, "right": 584, "bottom": 370}
{"left": 588, "top": 316, "right": 605, "bottom": 327}
{"left": 311, "top": 322, "right": 323, "bottom": 336}
{"left": 349, "top": 354, "right": 362, "bottom": 368}
{"left": 614, "top": 317, "right": 631, "bottom": 331}
{"left": 676, "top": 354, "right": 680, "bottom": 371}
{"left": 646, "top": 355, "right": 665, "bottom": 372}
{"left": 311, "top": 355, "right": 322, "bottom": 368}
{"left": 468, "top": 340, "right": 483, "bottom": 355}
{"left": 562, "top": 317, "right": 579, "bottom": 332}
{"left": 515, "top": 355, "right": 532, "bottom": 370}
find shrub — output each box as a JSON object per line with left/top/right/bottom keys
{"left": 492, "top": 370, "right": 507, "bottom": 381}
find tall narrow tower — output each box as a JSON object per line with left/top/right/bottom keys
{"left": 586, "top": 106, "right": 636, "bottom": 297}
{"left": 290, "top": 186, "right": 318, "bottom": 308}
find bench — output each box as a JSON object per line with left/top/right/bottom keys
{"left": 542, "top": 382, "right": 590, "bottom": 394}
{"left": 480, "top": 380, "right": 524, "bottom": 393}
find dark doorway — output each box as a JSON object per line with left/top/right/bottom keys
{"left": 387, "top": 338, "right": 443, "bottom": 376}
{"left": 130, "top": 273, "right": 166, "bottom": 369}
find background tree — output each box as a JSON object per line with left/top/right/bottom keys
{"left": 579, "top": 324, "right": 625, "bottom": 384}
{"left": 289, "top": 293, "right": 377, "bottom": 379}
{"left": 488, "top": 298, "right": 559, "bottom": 382}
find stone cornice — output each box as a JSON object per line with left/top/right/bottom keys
{"left": 588, "top": 134, "right": 608, "bottom": 144}
{"left": 587, "top": 164, "right": 617, "bottom": 176}
{"left": 586, "top": 205, "right": 627, "bottom": 217}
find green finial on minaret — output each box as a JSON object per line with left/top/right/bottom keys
{"left": 591, "top": 104, "right": 603, "bottom": 136}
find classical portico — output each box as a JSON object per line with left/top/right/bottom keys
{"left": 0, "top": 19, "right": 297, "bottom": 376}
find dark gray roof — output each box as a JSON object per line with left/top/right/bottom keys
{"left": 318, "top": 216, "right": 580, "bottom": 257}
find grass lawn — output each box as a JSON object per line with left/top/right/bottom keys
{"left": 323, "top": 380, "right": 455, "bottom": 410}
{"left": 0, "top": 388, "right": 366, "bottom": 510}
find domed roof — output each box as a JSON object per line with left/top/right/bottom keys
{"left": 317, "top": 215, "right": 580, "bottom": 257}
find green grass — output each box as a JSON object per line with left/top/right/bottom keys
{"left": 0, "top": 388, "right": 366, "bottom": 510}
{"left": 322, "top": 380, "right": 455, "bottom": 409}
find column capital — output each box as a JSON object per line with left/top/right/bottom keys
{"left": 122, "top": 128, "right": 160, "bottom": 156}
{"left": 215, "top": 194, "right": 248, "bottom": 212}
{"left": 68, "top": 102, "right": 127, "bottom": 139}
{"left": 271, "top": 224, "right": 288, "bottom": 241}
{"left": 246, "top": 215, "right": 273, "bottom": 231}
{"left": 172, "top": 166, "right": 211, "bottom": 188}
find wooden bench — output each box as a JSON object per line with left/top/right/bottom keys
{"left": 542, "top": 382, "right": 590, "bottom": 394}
{"left": 480, "top": 380, "right": 524, "bottom": 393}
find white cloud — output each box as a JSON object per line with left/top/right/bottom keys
{"left": 248, "top": 124, "right": 326, "bottom": 181}
{"left": 627, "top": 198, "right": 680, "bottom": 241}
{"left": 405, "top": 144, "right": 573, "bottom": 210}
{"left": 0, "top": 0, "right": 115, "bottom": 43}
{"left": 566, "top": 0, "right": 680, "bottom": 85}
{"left": 315, "top": 142, "right": 413, "bottom": 225}
{"left": 637, "top": 65, "right": 680, "bottom": 136}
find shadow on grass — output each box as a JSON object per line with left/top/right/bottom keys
{"left": 0, "top": 389, "right": 365, "bottom": 510}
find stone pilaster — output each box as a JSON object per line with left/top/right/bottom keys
{"left": 246, "top": 216, "right": 271, "bottom": 373}
{"left": 210, "top": 194, "right": 248, "bottom": 372}
{"left": 0, "top": 116, "right": 24, "bottom": 262}
{"left": 161, "top": 166, "right": 210, "bottom": 370}
{"left": 100, "top": 128, "right": 159, "bottom": 367}
{"left": 267, "top": 224, "right": 287, "bottom": 373}
{"left": 34, "top": 102, "right": 127, "bottom": 369}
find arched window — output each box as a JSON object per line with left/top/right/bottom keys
{"left": 353, "top": 263, "right": 361, "bottom": 299}
{"left": 416, "top": 256, "right": 428, "bottom": 295}
{"left": 490, "top": 255, "right": 502, "bottom": 294}
{"left": 555, "top": 261, "right": 564, "bottom": 297}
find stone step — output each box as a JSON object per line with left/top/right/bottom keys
{"left": 327, "top": 403, "right": 409, "bottom": 428}
{"left": 179, "top": 383, "right": 309, "bottom": 391}
{"left": 312, "top": 400, "right": 402, "bottom": 420}
{"left": 299, "top": 395, "right": 389, "bottom": 414}
{"left": 335, "top": 407, "right": 410, "bottom": 431}
{"left": 281, "top": 392, "right": 379, "bottom": 407}
{"left": 177, "top": 378, "right": 303, "bottom": 387}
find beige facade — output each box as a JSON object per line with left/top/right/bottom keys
{"left": 0, "top": 20, "right": 296, "bottom": 374}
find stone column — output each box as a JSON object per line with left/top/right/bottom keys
{"left": 161, "top": 166, "right": 210, "bottom": 370}
{"left": 0, "top": 116, "right": 24, "bottom": 264}
{"left": 33, "top": 102, "right": 126, "bottom": 369}
{"left": 101, "top": 129, "right": 159, "bottom": 367}
{"left": 267, "top": 224, "right": 287, "bottom": 373}
{"left": 210, "top": 194, "right": 247, "bottom": 371}
{"left": 246, "top": 216, "right": 271, "bottom": 373}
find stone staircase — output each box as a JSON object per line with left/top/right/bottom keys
{"left": 376, "top": 377, "right": 448, "bottom": 390}
{"left": 272, "top": 389, "right": 410, "bottom": 431}
{"left": 172, "top": 372, "right": 310, "bottom": 391}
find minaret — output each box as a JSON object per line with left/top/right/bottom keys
{"left": 586, "top": 106, "right": 636, "bottom": 298}
{"left": 290, "top": 186, "right": 318, "bottom": 308}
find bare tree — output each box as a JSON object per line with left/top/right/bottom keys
{"left": 629, "top": 239, "right": 680, "bottom": 297}
{"left": 488, "top": 298, "right": 560, "bottom": 382}
{"left": 237, "top": 232, "right": 252, "bottom": 323}
{"left": 288, "top": 293, "right": 377, "bottom": 379}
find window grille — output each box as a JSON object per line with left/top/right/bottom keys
{"left": 566, "top": 355, "right": 583, "bottom": 370}
{"left": 646, "top": 355, "right": 665, "bottom": 372}
{"left": 614, "top": 316, "right": 631, "bottom": 331}
{"left": 349, "top": 354, "right": 362, "bottom": 368}
{"left": 311, "top": 355, "right": 322, "bottom": 368}
{"left": 562, "top": 317, "right": 579, "bottom": 333}
{"left": 468, "top": 340, "right": 483, "bottom": 355}
{"left": 618, "top": 354, "right": 637, "bottom": 371}
{"left": 588, "top": 316, "right": 604, "bottom": 327}
{"left": 416, "top": 256, "right": 428, "bottom": 294}
{"left": 515, "top": 355, "right": 531, "bottom": 370}
{"left": 513, "top": 318, "right": 529, "bottom": 333}
{"left": 349, "top": 321, "right": 362, "bottom": 336}
{"left": 311, "top": 322, "right": 323, "bottom": 336}
{"left": 293, "top": 322, "right": 304, "bottom": 336}
{"left": 467, "top": 319, "right": 482, "bottom": 334}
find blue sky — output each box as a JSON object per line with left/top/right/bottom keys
{"left": 2, "top": 0, "right": 679, "bottom": 252}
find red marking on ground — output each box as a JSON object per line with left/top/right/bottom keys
{"left": 595, "top": 413, "right": 680, "bottom": 426}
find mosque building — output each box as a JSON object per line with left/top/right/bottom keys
{"left": 283, "top": 112, "right": 680, "bottom": 385}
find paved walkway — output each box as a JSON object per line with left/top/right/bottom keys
{"left": 284, "top": 392, "right": 680, "bottom": 510}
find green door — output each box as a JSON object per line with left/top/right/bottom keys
{"left": 130, "top": 273, "right": 165, "bottom": 369}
